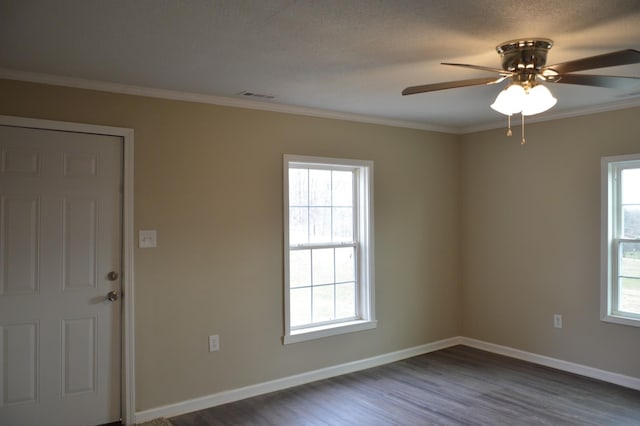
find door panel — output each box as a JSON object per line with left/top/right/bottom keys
{"left": 63, "top": 197, "right": 98, "bottom": 290}
{"left": 1, "top": 322, "right": 38, "bottom": 405}
{"left": 1, "top": 195, "right": 39, "bottom": 294}
{"left": 0, "top": 125, "right": 123, "bottom": 426}
{"left": 63, "top": 316, "right": 97, "bottom": 395}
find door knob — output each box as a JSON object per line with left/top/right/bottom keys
{"left": 106, "top": 291, "right": 119, "bottom": 302}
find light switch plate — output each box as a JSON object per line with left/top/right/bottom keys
{"left": 139, "top": 230, "right": 157, "bottom": 248}
{"left": 209, "top": 335, "right": 220, "bottom": 352}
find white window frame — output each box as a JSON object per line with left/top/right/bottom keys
{"left": 283, "top": 154, "right": 376, "bottom": 344}
{"left": 601, "top": 153, "right": 640, "bottom": 327}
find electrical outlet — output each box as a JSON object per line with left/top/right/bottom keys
{"left": 553, "top": 314, "right": 563, "bottom": 329}
{"left": 209, "top": 334, "right": 220, "bottom": 352}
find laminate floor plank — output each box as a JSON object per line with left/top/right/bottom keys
{"left": 169, "top": 345, "right": 640, "bottom": 425}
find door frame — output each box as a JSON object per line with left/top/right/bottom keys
{"left": 0, "top": 115, "right": 136, "bottom": 425}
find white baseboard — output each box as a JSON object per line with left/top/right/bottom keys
{"left": 134, "top": 336, "right": 462, "bottom": 423}
{"left": 460, "top": 337, "right": 640, "bottom": 391}
{"left": 135, "top": 336, "right": 640, "bottom": 423}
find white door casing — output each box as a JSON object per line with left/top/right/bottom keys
{"left": 0, "top": 116, "right": 135, "bottom": 425}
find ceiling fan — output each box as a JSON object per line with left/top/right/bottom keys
{"left": 402, "top": 39, "right": 640, "bottom": 143}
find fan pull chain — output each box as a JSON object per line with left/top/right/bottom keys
{"left": 521, "top": 112, "right": 526, "bottom": 145}
{"left": 506, "top": 115, "right": 512, "bottom": 137}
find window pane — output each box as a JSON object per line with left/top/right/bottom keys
{"left": 620, "top": 278, "right": 640, "bottom": 314}
{"left": 290, "top": 250, "right": 311, "bottom": 288}
{"left": 620, "top": 242, "right": 640, "bottom": 278}
{"left": 622, "top": 168, "right": 640, "bottom": 205}
{"left": 336, "top": 283, "right": 356, "bottom": 319}
{"left": 312, "top": 248, "right": 334, "bottom": 285}
{"left": 312, "top": 285, "right": 334, "bottom": 322}
{"left": 332, "top": 207, "right": 353, "bottom": 242}
{"left": 332, "top": 170, "right": 353, "bottom": 207}
{"left": 290, "top": 287, "right": 311, "bottom": 327}
{"left": 309, "top": 207, "right": 331, "bottom": 243}
{"left": 289, "top": 207, "right": 308, "bottom": 245}
{"left": 309, "top": 169, "right": 331, "bottom": 206}
{"left": 623, "top": 206, "right": 640, "bottom": 239}
{"left": 335, "top": 247, "right": 355, "bottom": 283}
{"left": 289, "top": 169, "right": 308, "bottom": 206}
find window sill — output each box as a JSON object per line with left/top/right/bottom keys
{"left": 283, "top": 319, "right": 377, "bottom": 344}
{"left": 601, "top": 313, "right": 640, "bottom": 328}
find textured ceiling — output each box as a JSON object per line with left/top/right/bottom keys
{"left": 1, "top": 0, "right": 640, "bottom": 132}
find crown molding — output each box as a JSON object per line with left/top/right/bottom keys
{"left": 0, "top": 68, "right": 454, "bottom": 134}
{"left": 3, "top": 68, "right": 639, "bottom": 136}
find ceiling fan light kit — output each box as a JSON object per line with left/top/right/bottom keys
{"left": 492, "top": 39, "right": 558, "bottom": 144}
{"left": 490, "top": 82, "right": 557, "bottom": 116}
{"left": 402, "top": 38, "right": 640, "bottom": 144}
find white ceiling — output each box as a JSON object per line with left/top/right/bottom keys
{"left": 2, "top": 0, "right": 640, "bottom": 133}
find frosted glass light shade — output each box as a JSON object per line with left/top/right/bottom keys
{"left": 521, "top": 84, "right": 557, "bottom": 116}
{"left": 491, "top": 83, "right": 557, "bottom": 116}
{"left": 490, "top": 84, "right": 525, "bottom": 115}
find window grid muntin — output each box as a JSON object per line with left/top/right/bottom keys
{"left": 290, "top": 246, "right": 359, "bottom": 330}
{"left": 289, "top": 164, "right": 356, "bottom": 246}
{"left": 288, "top": 164, "right": 360, "bottom": 330}
{"left": 620, "top": 168, "right": 640, "bottom": 239}
{"left": 615, "top": 239, "right": 640, "bottom": 318}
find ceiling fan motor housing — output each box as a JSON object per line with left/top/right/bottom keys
{"left": 497, "top": 39, "right": 553, "bottom": 76}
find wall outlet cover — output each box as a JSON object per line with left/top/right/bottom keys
{"left": 553, "top": 314, "right": 563, "bottom": 329}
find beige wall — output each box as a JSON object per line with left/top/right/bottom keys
{"left": 460, "top": 108, "right": 640, "bottom": 378}
{"left": 0, "top": 79, "right": 461, "bottom": 410}
{"left": 2, "top": 78, "right": 639, "bottom": 412}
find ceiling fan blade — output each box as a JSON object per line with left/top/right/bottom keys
{"left": 542, "top": 49, "right": 640, "bottom": 74}
{"left": 441, "top": 62, "right": 511, "bottom": 75}
{"left": 553, "top": 74, "right": 640, "bottom": 90}
{"left": 402, "top": 76, "right": 505, "bottom": 96}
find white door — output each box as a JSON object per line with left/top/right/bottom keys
{"left": 0, "top": 125, "right": 123, "bottom": 426}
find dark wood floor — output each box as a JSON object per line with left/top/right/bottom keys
{"left": 170, "top": 345, "right": 640, "bottom": 425}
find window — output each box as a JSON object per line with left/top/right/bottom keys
{"left": 601, "top": 153, "right": 640, "bottom": 327}
{"left": 283, "top": 155, "right": 375, "bottom": 344}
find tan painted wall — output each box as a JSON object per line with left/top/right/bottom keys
{"left": 3, "top": 78, "right": 638, "bottom": 411}
{"left": 0, "top": 79, "right": 461, "bottom": 410}
{"left": 460, "top": 108, "right": 640, "bottom": 378}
